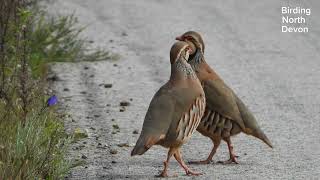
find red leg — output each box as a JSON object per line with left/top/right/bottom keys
{"left": 174, "top": 149, "right": 202, "bottom": 176}
{"left": 218, "top": 137, "right": 239, "bottom": 164}
{"left": 189, "top": 139, "right": 221, "bottom": 164}
{"left": 156, "top": 148, "right": 175, "bottom": 177}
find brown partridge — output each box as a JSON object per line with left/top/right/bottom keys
{"left": 176, "top": 31, "right": 272, "bottom": 164}
{"left": 131, "top": 41, "right": 206, "bottom": 177}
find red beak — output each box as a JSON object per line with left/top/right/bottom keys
{"left": 175, "top": 36, "right": 184, "bottom": 41}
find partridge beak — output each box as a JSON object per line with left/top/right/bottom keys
{"left": 175, "top": 36, "right": 184, "bottom": 41}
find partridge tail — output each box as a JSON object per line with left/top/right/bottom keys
{"left": 252, "top": 129, "right": 273, "bottom": 148}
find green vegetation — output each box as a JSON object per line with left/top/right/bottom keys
{"left": 0, "top": 0, "right": 111, "bottom": 179}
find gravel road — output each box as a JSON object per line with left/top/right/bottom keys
{"left": 48, "top": 0, "right": 320, "bottom": 179}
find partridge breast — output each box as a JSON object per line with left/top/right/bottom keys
{"left": 160, "top": 95, "right": 206, "bottom": 147}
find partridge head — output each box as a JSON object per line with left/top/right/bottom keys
{"left": 176, "top": 31, "right": 205, "bottom": 54}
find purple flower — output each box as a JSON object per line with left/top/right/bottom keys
{"left": 47, "top": 95, "right": 58, "bottom": 106}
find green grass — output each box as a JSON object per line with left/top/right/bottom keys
{"left": 30, "top": 12, "right": 116, "bottom": 77}
{"left": 0, "top": 0, "right": 112, "bottom": 179}
{"left": 0, "top": 97, "right": 74, "bottom": 179}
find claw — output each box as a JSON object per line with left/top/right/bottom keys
{"left": 217, "top": 156, "right": 239, "bottom": 164}
{"left": 186, "top": 169, "right": 203, "bottom": 176}
{"left": 188, "top": 159, "right": 213, "bottom": 165}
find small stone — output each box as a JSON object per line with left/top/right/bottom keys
{"left": 94, "top": 114, "right": 100, "bottom": 118}
{"left": 119, "top": 106, "right": 126, "bottom": 112}
{"left": 71, "top": 119, "right": 76, "bottom": 122}
{"left": 120, "top": 101, "right": 130, "bottom": 106}
{"left": 98, "top": 143, "right": 102, "bottom": 146}
{"left": 132, "top": 130, "right": 139, "bottom": 134}
{"left": 113, "top": 64, "right": 118, "bottom": 67}
{"left": 106, "top": 104, "right": 111, "bottom": 106}
{"left": 129, "top": 98, "right": 133, "bottom": 101}
{"left": 84, "top": 66, "right": 89, "bottom": 70}
{"left": 89, "top": 40, "right": 94, "bottom": 43}
{"left": 80, "top": 91, "right": 87, "bottom": 94}
{"left": 83, "top": 141, "right": 87, "bottom": 144}
{"left": 63, "top": 88, "right": 69, "bottom": 91}
{"left": 109, "top": 39, "right": 114, "bottom": 43}
{"left": 104, "top": 84, "right": 112, "bottom": 88}
{"left": 244, "top": 153, "right": 247, "bottom": 155}
{"left": 111, "top": 119, "right": 115, "bottom": 121}
{"left": 112, "top": 124, "right": 120, "bottom": 129}
{"left": 117, "top": 143, "right": 130, "bottom": 147}
{"left": 89, "top": 127, "right": 96, "bottom": 130}
{"left": 103, "top": 166, "right": 107, "bottom": 169}
{"left": 111, "top": 161, "right": 117, "bottom": 163}
{"left": 89, "top": 74, "right": 94, "bottom": 78}
{"left": 110, "top": 149, "right": 118, "bottom": 154}
{"left": 81, "top": 154, "right": 87, "bottom": 159}
{"left": 47, "top": 74, "right": 61, "bottom": 81}
{"left": 84, "top": 166, "right": 88, "bottom": 169}
{"left": 121, "top": 32, "right": 128, "bottom": 36}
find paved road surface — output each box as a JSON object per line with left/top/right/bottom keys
{"left": 48, "top": 0, "right": 320, "bottom": 179}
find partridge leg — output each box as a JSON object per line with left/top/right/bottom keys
{"left": 218, "top": 137, "right": 239, "bottom": 164}
{"left": 189, "top": 139, "right": 221, "bottom": 164}
{"left": 156, "top": 148, "right": 175, "bottom": 177}
{"left": 174, "top": 149, "right": 202, "bottom": 176}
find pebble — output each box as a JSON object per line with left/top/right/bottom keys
{"left": 120, "top": 101, "right": 130, "bottom": 106}
{"left": 80, "top": 91, "right": 87, "bottom": 94}
{"left": 112, "top": 124, "right": 120, "bottom": 129}
{"left": 121, "top": 32, "right": 128, "bottom": 36}
{"left": 117, "top": 143, "right": 130, "bottom": 147}
{"left": 110, "top": 149, "right": 118, "bottom": 154}
{"left": 104, "top": 84, "right": 112, "bottom": 88}
{"left": 119, "top": 106, "right": 126, "bottom": 112}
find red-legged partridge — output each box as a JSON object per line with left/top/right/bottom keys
{"left": 131, "top": 41, "right": 206, "bottom": 177}
{"left": 176, "top": 31, "right": 272, "bottom": 164}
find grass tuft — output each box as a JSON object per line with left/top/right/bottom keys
{"left": 0, "top": 0, "right": 112, "bottom": 178}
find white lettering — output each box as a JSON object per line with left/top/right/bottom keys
{"left": 282, "top": 26, "right": 308, "bottom": 33}
{"left": 282, "top": 16, "right": 306, "bottom": 24}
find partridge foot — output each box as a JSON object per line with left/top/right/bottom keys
{"left": 156, "top": 161, "right": 169, "bottom": 177}
{"left": 185, "top": 169, "right": 203, "bottom": 176}
{"left": 188, "top": 159, "right": 213, "bottom": 165}
{"left": 156, "top": 172, "right": 168, "bottom": 178}
{"left": 218, "top": 155, "right": 239, "bottom": 164}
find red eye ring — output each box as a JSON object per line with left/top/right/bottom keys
{"left": 185, "top": 36, "right": 192, "bottom": 40}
